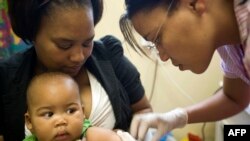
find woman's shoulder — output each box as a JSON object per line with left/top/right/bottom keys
{"left": 99, "top": 35, "right": 122, "bottom": 48}
{"left": 0, "top": 47, "right": 34, "bottom": 69}
{"left": 0, "top": 47, "right": 35, "bottom": 81}
{"left": 86, "top": 127, "right": 121, "bottom": 141}
{"left": 93, "top": 35, "right": 124, "bottom": 58}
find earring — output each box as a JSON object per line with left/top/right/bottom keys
{"left": 190, "top": 0, "right": 197, "bottom": 10}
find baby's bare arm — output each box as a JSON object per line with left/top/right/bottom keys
{"left": 85, "top": 127, "right": 134, "bottom": 141}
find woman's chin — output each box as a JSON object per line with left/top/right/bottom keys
{"left": 190, "top": 67, "right": 207, "bottom": 74}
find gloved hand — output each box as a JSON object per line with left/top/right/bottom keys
{"left": 130, "top": 108, "right": 188, "bottom": 141}
{"left": 116, "top": 130, "right": 137, "bottom": 141}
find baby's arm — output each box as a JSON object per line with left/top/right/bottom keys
{"left": 85, "top": 127, "right": 121, "bottom": 141}
{"left": 116, "top": 130, "right": 137, "bottom": 141}
{"left": 84, "top": 127, "right": 137, "bottom": 141}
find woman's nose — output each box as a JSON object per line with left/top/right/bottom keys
{"left": 70, "top": 46, "right": 85, "bottom": 63}
{"left": 157, "top": 49, "right": 170, "bottom": 62}
{"left": 159, "top": 54, "right": 170, "bottom": 61}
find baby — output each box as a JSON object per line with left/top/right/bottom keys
{"left": 24, "top": 72, "right": 123, "bottom": 141}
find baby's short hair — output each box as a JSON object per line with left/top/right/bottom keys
{"left": 26, "top": 72, "right": 78, "bottom": 108}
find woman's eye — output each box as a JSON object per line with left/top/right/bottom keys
{"left": 82, "top": 40, "right": 93, "bottom": 48}
{"left": 57, "top": 43, "right": 73, "bottom": 49}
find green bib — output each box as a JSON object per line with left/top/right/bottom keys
{"left": 23, "top": 119, "right": 92, "bottom": 141}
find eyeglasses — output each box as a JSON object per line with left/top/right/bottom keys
{"left": 148, "top": 0, "right": 174, "bottom": 49}
{"left": 39, "top": 0, "right": 50, "bottom": 8}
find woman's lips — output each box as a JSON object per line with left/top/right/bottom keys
{"left": 65, "top": 65, "right": 82, "bottom": 73}
{"left": 172, "top": 62, "right": 185, "bottom": 71}
{"left": 178, "top": 64, "right": 184, "bottom": 70}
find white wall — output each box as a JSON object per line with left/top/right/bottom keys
{"left": 95, "top": 0, "right": 223, "bottom": 140}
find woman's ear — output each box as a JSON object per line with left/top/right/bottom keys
{"left": 188, "top": 0, "right": 206, "bottom": 15}
{"left": 25, "top": 112, "right": 33, "bottom": 133}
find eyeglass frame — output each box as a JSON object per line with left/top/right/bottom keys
{"left": 39, "top": 0, "right": 50, "bottom": 8}
{"left": 147, "top": 0, "right": 174, "bottom": 49}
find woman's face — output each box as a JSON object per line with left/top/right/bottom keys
{"left": 131, "top": 3, "right": 216, "bottom": 74}
{"left": 34, "top": 6, "right": 95, "bottom": 76}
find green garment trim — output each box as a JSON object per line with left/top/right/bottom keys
{"left": 22, "top": 134, "right": 37, "bottom": 141}
{"left": 23, "top": 119, "right": 92, "bottom": 141}
{"left": 82, "top": 119, "right": 92, "bottom": 137}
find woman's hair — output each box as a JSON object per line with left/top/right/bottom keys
{"left": 8, "top": 0, "right": 103, "bottom": 44}
{"left": 119, "top": 0, "right": 179, "bottom": 54}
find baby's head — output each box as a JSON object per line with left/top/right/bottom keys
{"left": 25, "top": 72, "right": 84, "bottom": 141}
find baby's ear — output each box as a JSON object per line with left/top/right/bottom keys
{"left": 25, "top": 112, "right": 33, "bottom": 132}
{"left": 81, "top": 104, "right": 85, "bottom": 118}
{"left": 81, "top": 104, "right": 85, "bottom": 113}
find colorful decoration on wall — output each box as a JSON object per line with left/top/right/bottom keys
{"left": 0, "top": 0, "right": 28, "bottom": 59}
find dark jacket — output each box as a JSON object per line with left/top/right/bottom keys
{"left": 0, "top": 35, "right": 145, "bottom": 141}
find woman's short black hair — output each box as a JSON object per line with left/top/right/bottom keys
{"left": 8, "top": 0, "right": 103, "bottom": 44}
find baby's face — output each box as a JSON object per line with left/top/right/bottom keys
{"left": 27, "top": 80, "right": 84, "bottom": 141}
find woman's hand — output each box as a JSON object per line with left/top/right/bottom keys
{"left": 130, "top": 108, "right": 188, "bottom": 141}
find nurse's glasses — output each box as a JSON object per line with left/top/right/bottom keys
{"left": 39, "top": 0, "right": 50, "bottom": 8}
{"left": 147, "top": 0, "right": 174, "bottom": 49}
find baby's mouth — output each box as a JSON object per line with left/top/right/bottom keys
{"left": 55, "top": 129, "right": 70, "bottom": 141}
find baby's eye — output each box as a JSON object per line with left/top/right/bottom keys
{"left": 66, "top": 108, "right": 77, "bottom": 114}
{"left": 43, "top": 112, "right": 53, "bottom": 118}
